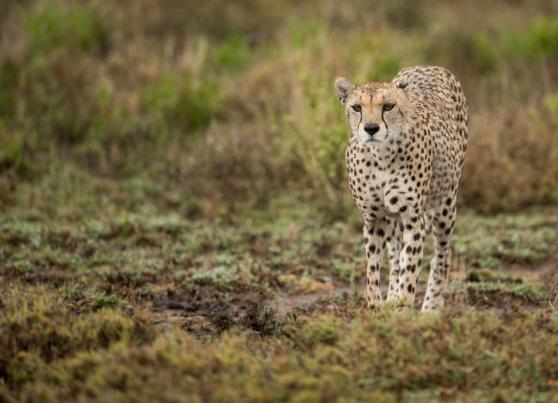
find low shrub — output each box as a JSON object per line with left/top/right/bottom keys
{"left": 509, "top": 16, "right": 558, "bottom": 61}
{"left": 17, "top": 51, "right": 99, "bottom": 146}
{"left": 0, "top": 286, "right": 150, "bottom": 390}
{"left": 461, "top": 101, "right": 558, "bottom": 212}
{"left": 23, "top": 2, "right": 111, "bottom": 55}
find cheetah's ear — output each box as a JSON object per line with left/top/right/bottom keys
{"left": 334, "top": 77, "right": 354, "bottom": 105}
{"left": 397, "top": 82, "right": 408, "bottom": 90}
{"left": 397, "top": 81, "right": 411, "bottom": 97}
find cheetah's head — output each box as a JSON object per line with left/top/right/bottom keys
{"left": 335, "top": 78, "right": 410, "bottom": 146}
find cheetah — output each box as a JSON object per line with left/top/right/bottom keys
{"left": 334, "top": 65, "right": 468, "bottom": 311}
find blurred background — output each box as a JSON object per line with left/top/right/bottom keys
{"left": 2, "top": 2, "right": 558, "bottom": 400}
{"left": 1, "top": 0, "right": 558, "bottom": 219}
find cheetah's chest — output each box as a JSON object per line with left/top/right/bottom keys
{"left": 345, "top": 145, "right": 391, "bottom": 220}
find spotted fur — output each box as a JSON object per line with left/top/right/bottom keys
{"left": 335, "top": 65, "right": 468, "bottom": 311}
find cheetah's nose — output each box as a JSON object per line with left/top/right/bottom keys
{"left": 364, "top": 123, "right": 380, "bottom": 136}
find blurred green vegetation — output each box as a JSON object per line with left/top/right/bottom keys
{"left": 23, "top": 3, "right": 111, "bottom": 55}
{"left": 0, "top": 0, "right": 557, "bottom": 215}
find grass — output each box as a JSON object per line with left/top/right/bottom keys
{"left": 2, "top": 0, "right": 558, "bottom": 400}
{"left": 2, "top": 180, "right": 558, "bottom": 400}
{"left": 466, "top": 269, "right": 523, "bottom": 284}
{"left": 3, "top": 287, "right": 558, "bottom": 402}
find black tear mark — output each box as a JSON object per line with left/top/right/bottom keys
{"left": 357, "top": 109, "right": 362, "bottom": 131}
{"left": 381, "top": 110, "right": 389, "bottom": 138}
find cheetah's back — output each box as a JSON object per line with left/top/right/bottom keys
{"left": 392, "top": 65, "right": 469, "bottom": 217}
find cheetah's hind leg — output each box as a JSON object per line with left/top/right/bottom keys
{"left": 421, "top": 199, "right": 457, "bottom": 312}
{"left": 385, "top": 216, "right": 402, "bottom": 302}
{"left": 396, "top": 211, "right": 426, "bottom": 306}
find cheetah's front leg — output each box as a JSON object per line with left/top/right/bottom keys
{"left": 396, "top": 212, "right": 425, "bottom": 306}
{"left": 363, "top": 220, "right": 386, "bottom": 310}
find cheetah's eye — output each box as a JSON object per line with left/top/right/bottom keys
{"left": 351, "top": 104, "right": 362, "bottom": 113}
{"left": 383, "top": 103, "right": 395, "bottom": 112}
